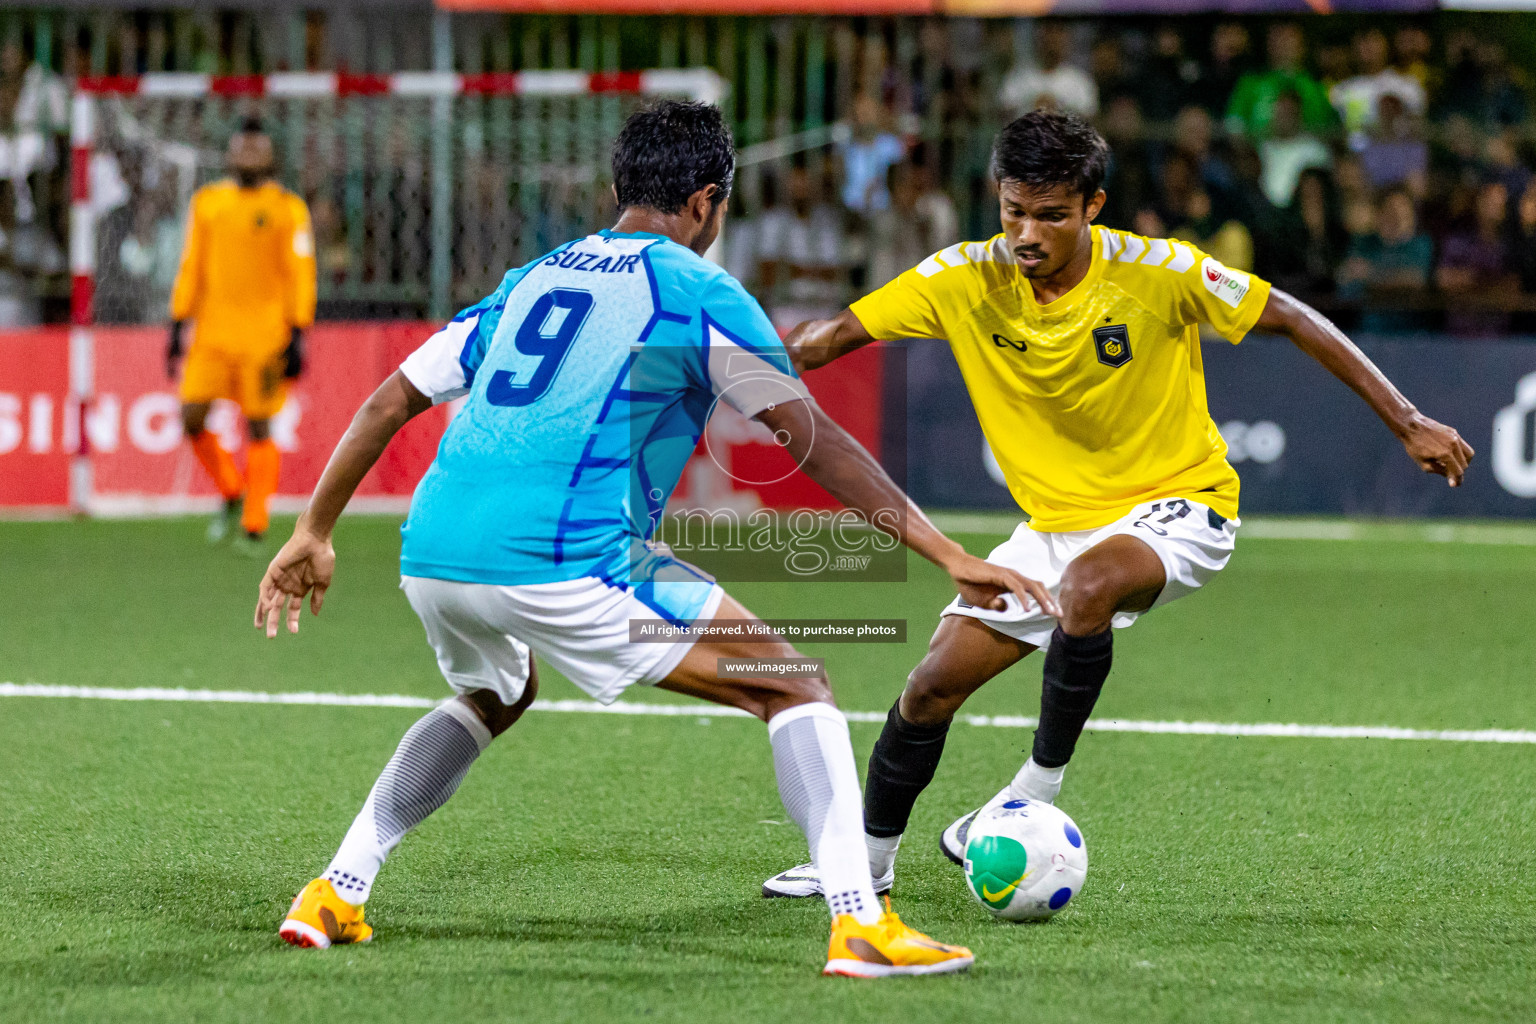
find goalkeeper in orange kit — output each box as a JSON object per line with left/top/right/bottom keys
{"left": 167, "top": 117, "right": 317, "bottom": 553}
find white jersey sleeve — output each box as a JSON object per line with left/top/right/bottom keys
{"left": 700, "top": 278, "right": 810, "bottom": 420}
{"left": 399, "top": 314, "right": 481, "bottom": 404}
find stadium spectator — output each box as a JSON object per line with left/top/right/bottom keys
{"left": 1171, "top": 105, "right": 1238, "bottom": 199}
{"left": 0, "top": 39, "right": 66, "bottom": 272}
{"left": 1316, "top": 42, "right": 1352, "bottom": 93}
{"left": 755, "top": 161, "right": 846, "bottom": 326}
{"left": 1436, "top": 180, "right": 1519, "bottom": 336}
{"left": 1131, "top": 205, "right": 1166, "bottom": 241}
{"left": 309, "top": 196, "right": 352, "bottom": 287}
{"left": 1227, "top": 137, "right": 1288, "bottom": 245}
{"left": 1257, "top": 90, "right": 1332, "bottom": 208}
{"left": 1511, "top": 180, "right": 1536, "bottom": 333}
{"left": 1440, "top": 37, "right": 1527, "bottom": 129}
{"left": 1155, "top": 151, "right": 1198, "bottom": 235}
{"left": 117, "top": 181, "right": 184, "bottom": 320}
{"left": 1089, "top": 33, "right": 1133, "bottom": 107}
{"left": 1134, "top": 24, "right": 1203, "bottom": 122}
{"left": 837, "top": 94, "right": 906, "bottom": 215}
{"left": 1338, "top": 189, "right": 1434, "bottom": 332}
{"left": 1330, "top": 29, "right": 1426, "bottom": 148}
{"left": 1000, "top": 21, "right": 1098, "bottom": 119}
{"left": 867, "top": 159, "right": 957, "bottom": 289}
{"left": 1481, "top": 131, "right": 1532, "bottom": 203}
{"left": 1393, "top": 25, "right": 1435, "bottom": 92}
{"left": 1358, "top": 94, "right": 1429, "bottom": 191}
{"left": 1225, "top": 23, "right": 1335, "bottom": 139}
{"left": 1098, "top": 94, "right": 1155, "bottom": 229}
{"left": 1199, "top": 22, "right": 1252, "bottom": 120}
{"left": 1171, "top": 187, "right": 1254, "bottom": 272}
{"left": 1270, "top": 167, "right": 1348, "bottom": 299}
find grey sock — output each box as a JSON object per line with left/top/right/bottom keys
{"left": 769, "top": 702, "right": 880, "bottom": 924}
{"left": 324, "top": 700, "right": 491, "bottom": 902}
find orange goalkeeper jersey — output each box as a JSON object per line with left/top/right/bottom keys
{"left": 169, "top": 179, "right": 317, "bottom": 355}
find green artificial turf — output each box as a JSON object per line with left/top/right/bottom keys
{"left": 1, "top": 516, "right": 1533, "bottom": 1022}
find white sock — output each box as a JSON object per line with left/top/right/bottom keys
{"left": 322, "top": 699, "right": 492, "bottom": 904}
{"left": 768, "top": 702, "right": 882, "bottom": 926}
{"left": 1007, "top": 757, "right": 1065, "bottom": 805}
{"left": 865, "top": 833, "right": 901, "bottom": 879}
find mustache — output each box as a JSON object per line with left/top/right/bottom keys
{"left": 1014, "top": 246, "right": 1046, "bottom": 258}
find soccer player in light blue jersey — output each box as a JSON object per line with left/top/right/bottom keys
{"left": 257, "top": 102, "right": 1055, "bottom": 976}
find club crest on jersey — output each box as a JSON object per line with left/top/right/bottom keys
{"left": 1092, "top": 324, "right": 1132, "bottom": 368}
{"left": 992, "top": 333, "right": 1027, "bottom": 352}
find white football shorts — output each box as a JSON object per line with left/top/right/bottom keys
{"left": 942, "top": 496, "right": 1239, "bottom": 650}
{"left": 401, "top": 570, "right": 724, "bottom": 707}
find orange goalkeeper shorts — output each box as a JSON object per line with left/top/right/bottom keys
{"left": 178, "top": 345, "right": 289, "bottom": 422}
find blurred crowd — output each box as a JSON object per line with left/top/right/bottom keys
{"left": 2, "top": 16, "right": 1536, "bottom": 337}
{"left": 729, "top": 20, "right": 1536, "bottom": 337}
{"left": 0, "top": 39, "right": 69, "bottom": 324}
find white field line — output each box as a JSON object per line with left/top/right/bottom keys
{"left": 3, "top": 682, "right": 1534, "bottom": 746}
{"left": 928, "top": 513, "right": 1536, "bottom": 546}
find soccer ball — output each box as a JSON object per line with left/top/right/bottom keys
{"left": 962, "top": 799, "right": 1088, "bottom": 921}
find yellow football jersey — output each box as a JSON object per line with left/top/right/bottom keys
{"left": 170, "top": 179, "right": 317, "bottom": 355}
{"left": 850, "top": 225, "right": 1271, "bottom": 532}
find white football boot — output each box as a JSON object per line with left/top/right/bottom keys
{"left": 938, "top": 788, "right": 1014, "bottom": 865}
{"left": 941, "top": 759, "right": 1066, "bottom": 864}
{"left": 762, "top": 862, "right": 894, "bottom": 899}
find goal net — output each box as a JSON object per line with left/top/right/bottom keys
{"left": 73, "top": 70, "right": 726, "bottom": 326}
{"left": 64, "top": 70, "right": 725, "bottom": 516}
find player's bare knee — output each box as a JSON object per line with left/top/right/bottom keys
{"left": 758, "top": 674, "right": 834, "bottom": 723}
{"left": 181, "top": 404, "right": 209, "bottom": 436}
{"left": 458, "top": 674, "right": 538, "bottom": 738}
{"left": 899, "top": 664, "right": 963, "bottom": 727}
{"left": 1057, "top": 564, "right": 1119, "bottom": 636}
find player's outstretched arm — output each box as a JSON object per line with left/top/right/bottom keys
{"left": 255, "top": 370, "right": 431, "bottom": 638}
{"left": 1254, "top": 288, "right": 1474, "bottom": 487}
{"left": 756, "top": 397, "right": 1060, "bottom": 616}
{"left": 784, "top": 308, "right": 877, "bottom": 374}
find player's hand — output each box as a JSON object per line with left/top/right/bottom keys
{"left": 1400, "top": 412, "right": 1474, "bottom": 487}
{"left": 282, "top": 328, "right": 304, "bottom": 379}
{"left": 255, "top": 526, "right": 335, "bottom": 638}
{"left": 166, "top": 321, "right": 185, "bottom": 381}
{"left": 943, "top": 550, "right": 1061, "bottom": 617}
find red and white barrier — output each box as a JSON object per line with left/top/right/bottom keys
{"left": 0, "top": 324, "right": 885, "bottom": 518}
{"left": 63, "top": 68, "right": 726, "bottom": 513}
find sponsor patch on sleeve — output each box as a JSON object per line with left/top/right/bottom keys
{"left": 1200, "top": 256, "right": 1251, "bottom": 309}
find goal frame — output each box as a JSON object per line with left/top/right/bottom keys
{"left": 66, "top": 68, "right": 726, "bottom": 513}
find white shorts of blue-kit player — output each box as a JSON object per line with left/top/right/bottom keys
{"left": 942, "top": 496, "right": 1239, "bottom": 651}
{"left": 401, "top": 571, "right": 725, "bottom": 707}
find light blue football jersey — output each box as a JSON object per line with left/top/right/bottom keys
{"left": 397, "top": 229, "right": 805, "bottom": 602}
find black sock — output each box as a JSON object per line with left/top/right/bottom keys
{"left": 863, "top": 700, "right": 950, "bottom": 838}
{"left": 1031, "top": 627, "right": 1114, "bottom": 769}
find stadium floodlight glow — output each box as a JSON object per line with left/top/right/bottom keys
{"left": 65, "top": 68, "right": 727, "bottom": 515}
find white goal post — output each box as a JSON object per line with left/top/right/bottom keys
{"left": 64, "top": 68, "right": 726, "bottom": 513}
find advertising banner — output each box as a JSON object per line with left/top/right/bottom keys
{"left": 1202, "top": 335, "right": 1536, "bottom": 519}
{"left": 0, "top": 331, "right": 71, "bottom": 509}
{"left": 0, "top": 324, "right": 887, "bottom": 518}
{"left": 10, "top": 326, "right": 1529, "bottom": 520}
{"left": 900, "top": 334, "right": 1536, "bottom": 520}
{"left": 85, "top": 323, "right": 451, "bottom": 514}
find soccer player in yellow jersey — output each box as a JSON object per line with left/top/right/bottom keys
{"left": 762, "top": 110, "right": 1474, "bottom": 899}
{"left": 167, "top": 118, "right": 317, "bottom": 553}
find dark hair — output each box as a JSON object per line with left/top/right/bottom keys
{"left": 612, "top": 101, "right": 735, "bottom": 214}
{"left": 990, "top": 110, "right": 1109, "bottom": 205}
{"left": 237, "top": 116, "right": 266, "bottom": 136}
